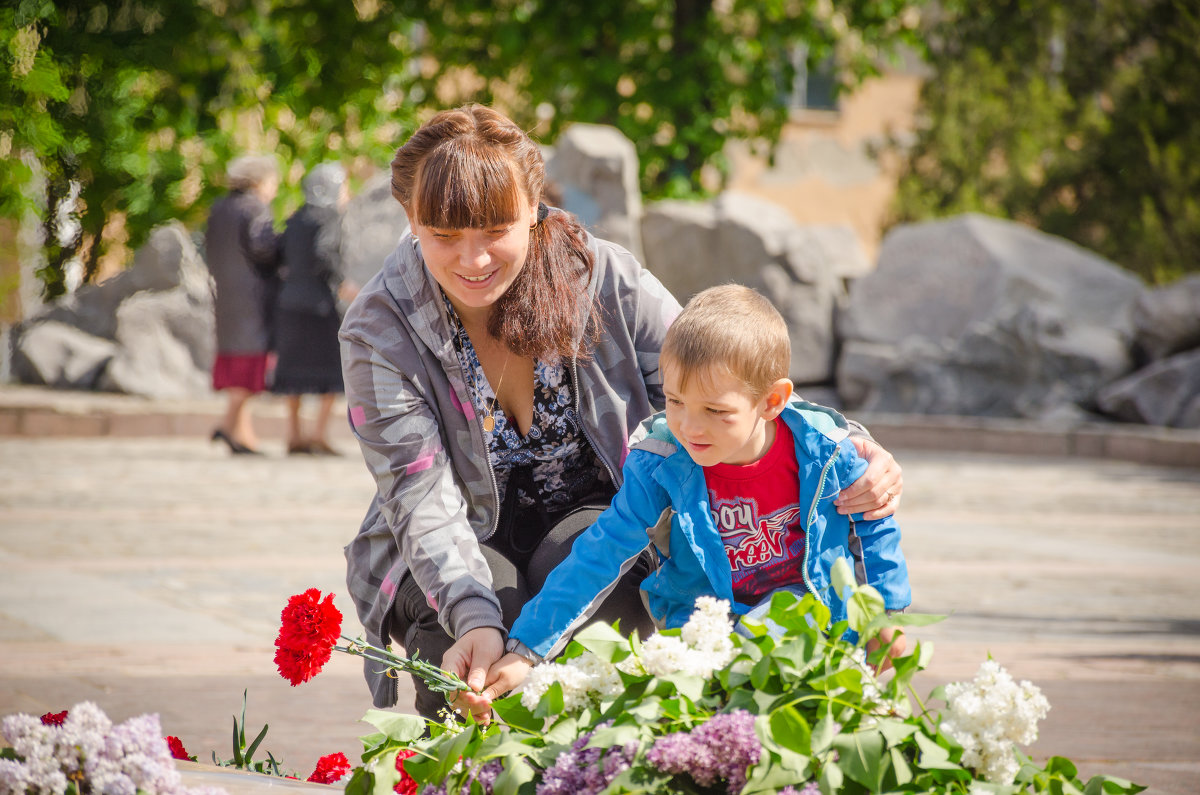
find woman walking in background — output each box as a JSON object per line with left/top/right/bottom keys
{"left": 205, "top": 154, "right": 281, "bottom": 455}
{"left": 272, "top": 162, "right": 359, "bottom": 455}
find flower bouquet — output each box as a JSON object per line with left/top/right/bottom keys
{"left": 276, "top": 562, "right": 1145, "bottom": 794}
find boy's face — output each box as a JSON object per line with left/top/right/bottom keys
{"left": 662, "top": 358, "right": 789, "bottom": 467}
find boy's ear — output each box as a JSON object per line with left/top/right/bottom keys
{"left": 762, "top": 378, "right": 794, "bottom": 418}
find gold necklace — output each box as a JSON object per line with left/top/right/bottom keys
{"left": 482, "top": 352, "right": 511, "bottom": 433}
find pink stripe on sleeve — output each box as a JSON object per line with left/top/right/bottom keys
{"left": 349, "top": 405, "right": 367, "bottom": 427}
{"left": 449, "top": 388, "right": 476, "bottom": 421}
{"left": 408, "top": 452, "right": 436, "bottom": 473}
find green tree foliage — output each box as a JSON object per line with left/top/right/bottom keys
{"left": 3, "top": 0, "right": 926, "bottom": 297}
{"left": 1, "top": 0, "right": 419, "bottom": 298}
{"left": 390, "top": 0, "right": 926, "bottom": 199}
{"left": 891, "top": 0, "right": 1199, "bottom": 284}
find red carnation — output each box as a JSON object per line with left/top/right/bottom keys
{"left": 393, "top": 749, "right": 417, "bottom": 795}
{"left": 164, "top": 736, "right": 191, "bottom": 761}
{"left": 40, "top": 710, "right": 68, "bottom": 726}
{"left": 307, "top": 752, "right": 352, "bottom": 784}
{"left": 275, "top": 589, "right": 342, "bottom": 685}
{"left": 274, "top": 643, "right": 335, "bottom": 686}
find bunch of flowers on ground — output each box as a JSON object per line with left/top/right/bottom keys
{"left": 0, "top": 703, "right": 225, "bottom": 795}
{"left": 276, "top": 563, "right": 1145, "bottom": 794}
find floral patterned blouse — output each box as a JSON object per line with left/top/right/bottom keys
{"left": 445, "top": 296, "right": 611, "bottom": 512}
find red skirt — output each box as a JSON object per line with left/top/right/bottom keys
{"left": 212, "top": 353, "right": 273, "bottom": 393}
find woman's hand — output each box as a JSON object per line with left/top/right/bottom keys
{"left": 835, "top": 437, "right": 903, "bottom": 519}
{"left": 865, "top": 626, "right": 907, "bottom": 673}
{"left": 442, "top": 627, "right": 505, "bottom": 723}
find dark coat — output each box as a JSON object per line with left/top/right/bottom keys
{"left": 277, "top": 203, "right": 345, "bottom": 317}
{"left": 204, "top": 190, "right": 280, "bottom": 354}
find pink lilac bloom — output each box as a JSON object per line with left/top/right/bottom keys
{"left": 646, "top": 710, "right": 761, "bottom": 794}
{"left": 0, "top": 703, "right": 227, "bottom": 795}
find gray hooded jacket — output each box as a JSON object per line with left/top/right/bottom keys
{"left": 339, "top": 228, "right": 681, "bottom": 707}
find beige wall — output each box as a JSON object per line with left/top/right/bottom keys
{"left": 725, "top": 71, "right": 922, "bottom": 264}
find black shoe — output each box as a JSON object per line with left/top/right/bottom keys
{"left": 211, "top": 428, "right": 262, "bottom": 455}
{"left": 287, "top": 441, "right": 313, "bottom": 456}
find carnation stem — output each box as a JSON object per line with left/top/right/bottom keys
{"left": 337, "top": 636, "right": 470, "bottom": 694}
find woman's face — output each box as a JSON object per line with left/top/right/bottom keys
{"left": 410, "top": 198, "right": 537, "bottom": 322}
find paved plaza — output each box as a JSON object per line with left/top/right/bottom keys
{"left": 0, "top": 388, "right": 1198, "bottom": 793}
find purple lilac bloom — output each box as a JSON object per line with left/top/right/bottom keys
{"left": 535, "top": 730, "right": 638, "bottom": 795}
{"left": 646, "top": 710, "right": 762, "bottom": 794}
{"left": 418, "top": 785, "right": 448, "bottom": 795}
{"left": 779, "top": 784, "right": 821, "bottom": 795}
{"left": 462, "top": 759, "right": 503, "bottom": 794}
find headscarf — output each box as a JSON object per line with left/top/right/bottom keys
{"left": 303, "top": 162, "right": 347, "bottom": 209}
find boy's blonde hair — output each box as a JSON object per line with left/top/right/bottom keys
{"left": 662, "top": 284, "right": 791, "bottom": 399}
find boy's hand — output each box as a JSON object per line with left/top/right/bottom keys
{"left": 836, "top": 437, "right": 903, "bottom": 519}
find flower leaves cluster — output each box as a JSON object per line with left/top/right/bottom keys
{"left": 337, "top": 561, "right": 1147, "bottom": 795}
{"left": 0, "top": 702, "right": 225, "bottom": 795}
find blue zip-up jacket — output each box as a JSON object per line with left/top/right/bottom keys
{"left": 509, "top": 398, "right": 911, "bottom": 660}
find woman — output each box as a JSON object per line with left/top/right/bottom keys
{"left": 340, "top": 105, "right": 904, "bottom": 719}
{"left": 205, "top": 154, "right": 281, "bottom": 455}
{"left": 272, "top": 162, "right": 358, "bottom": 456}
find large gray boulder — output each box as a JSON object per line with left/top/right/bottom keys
{"left": 642, "top": 191, "right": 868, "bottom": 385}
{"left": 546, "top": 123, "right": 644, "bottom": 261}
{"left": 1096, "top": 349, "right": 1200, "bottom": 429}
{"left": 10, "top": 320, "right": 117, "bottom": 388}
{"left": 11, "top": 222, "right": 215, "bottom": 397}
{"left": 837, "top": 213, "right": 1147, "bottom": 420}
{"left": 342, "top": 170, "right": 410, "bottom": 291}
{"left": 1130, "top": 273, "right": 1200, "bottom": 363}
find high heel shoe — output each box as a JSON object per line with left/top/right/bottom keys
{"left": 211, "top": 428, "right": 263, "bottom": 456}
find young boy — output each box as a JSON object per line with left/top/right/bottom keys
{"left": 484, "top": 284, "right": 910, "bottom": 697}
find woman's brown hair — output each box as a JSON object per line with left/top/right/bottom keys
{"left": 391, "top": 105, "right": 601, "bottom": 361}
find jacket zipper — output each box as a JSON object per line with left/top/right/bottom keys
{"left": 801, "top": 445, "right": 841, "bottom": 607}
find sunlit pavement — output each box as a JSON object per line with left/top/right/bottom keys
{"left": 1, "top": 386, "right": 1198, "bottom": 793}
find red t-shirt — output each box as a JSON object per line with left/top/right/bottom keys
{"left": 704, "top": 418, "right": 807, "bottom": 605}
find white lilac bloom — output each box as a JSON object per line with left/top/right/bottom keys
{"left": 939, "top": 660, "right": 1051, "bottom": 784}
{"left": 519, "top": 653, "right": 623, "bottom": 712}
{"left": 625, "top": 597, "right": 735, "bottom": 678}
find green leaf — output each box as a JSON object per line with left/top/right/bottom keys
{"left": 1082, "top": 775, "right": 1148, "bottom": 795}
{"left": 889, "top": 746, "right": 913, "bottom": 786}
{"left": 359, "top": 710, "right": 426, "bottom": 744}
{"left": 768, "top": 705, "right": 812, "bottom": 754}
{"left": 491, "top": 693, "right": 542, "bottom": 733}
{"left": 243, "top": 721, "right": 269, "bottom": 764}
{"left": 830, "top": 557, "right": 856, "bottom": 596}
{"left": 751, "top": 653, "right": 774, "bottom": 689}
{"left": 370, "top": 751, "right": 401, "bottom": 795}
{"left": 831, "top": 729, "right": 887, "bottom": 791}
{"left": 491, "top": 756, "right": 536, "bottom": 795}
{"left": 570, "top": 621, "right": 629, "bottom": 663}
{"left": 876, "top": 718, "right": 919, "bottom": 748}
{"left": 230, "top": 717, "right": 243, "bottom": 767}
{"left": 811, "top": 713, "right": 838, "bottom": 755}
{"left": 819, "top": 759, "right": 843, "bottom": 793}
{"left": 914, "top": 732, "right": 961, "bottom": 771}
